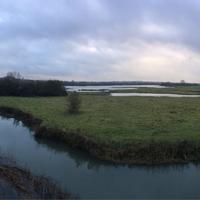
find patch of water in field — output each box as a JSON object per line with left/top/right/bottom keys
{"left": 0, "top": 117, "right": 200, "bottom": 198}
{"left": 65, "top": 85, "right": 167, "bottom": 92}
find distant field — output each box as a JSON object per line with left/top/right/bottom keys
{"left": 113, "top": 86, "right": 200, "bottom": 95}
{"left": 1, "top": 95, "right": 200, "bottom": 146}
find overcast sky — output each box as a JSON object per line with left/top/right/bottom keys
{"left": 0, "top": 0, "right": 200, "bottom": 81}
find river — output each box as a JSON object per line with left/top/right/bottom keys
{"left": 1, "top": 116, "right": 200, "bottom": 199}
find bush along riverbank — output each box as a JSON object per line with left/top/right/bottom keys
{"left": 0, "top": 155, "right": 75, "bottom": 199}
{"left": 1, "top": 106, "right": 200, "bottom": 165}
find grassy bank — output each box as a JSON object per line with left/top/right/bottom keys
{"left": 1, "top": 96, "right": 200, "bottom": 163}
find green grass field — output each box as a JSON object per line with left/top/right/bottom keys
{"left": 1, "top": 95, "right": 200, "bottom": 147}
{"left": 113, "top": 86, "right": 200, "bottom": 95}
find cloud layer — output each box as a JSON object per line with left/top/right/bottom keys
{"left": 0, "top": 0, "right": 200, "bottom": 81}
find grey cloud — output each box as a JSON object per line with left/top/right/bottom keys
{"left": 0, "top": 0, "right": 200, "bottom": 81}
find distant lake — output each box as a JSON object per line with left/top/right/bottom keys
{"left": 65, "top": 85, "right": 167, "bottom": 92}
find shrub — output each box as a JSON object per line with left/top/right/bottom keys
{"left": 0, "top": 75, "right": 66, "bottom": 97}
{"left": 68, "top": 92, "right": 81, "bottom": 114}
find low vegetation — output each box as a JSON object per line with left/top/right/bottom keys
{"left": 1, "top": 95, "right": 200, "bottom": 163}
{"left": 113, "top": 86, "right": 200, "bottom": 95}
{"left": 1, "top": 95, "right": 200, "bottom": 142}
{"left": 68, "top": 92, "right": 81, "bottom": 114}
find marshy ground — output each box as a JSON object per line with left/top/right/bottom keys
{"left": 1, "top": 88, "right": 200, "bottom": 163}
{"left": 1, "top": 94, "right": 200, "bottom": 143}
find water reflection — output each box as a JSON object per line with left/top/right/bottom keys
{"left": 35, "top": 137, "right": 194, "bottom": 172}
{"left": 0, "top": 116, "right": 200, "bottom": 198}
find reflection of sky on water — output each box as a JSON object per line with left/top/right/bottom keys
{"left": 65, "top": 85, "right": 167, "bottom": 92}
{"left": 0, "top": 116, "right": 200, "bottom": 199}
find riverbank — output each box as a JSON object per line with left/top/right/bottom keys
{"left": 0, "top": 156, "right": 73, "bottom": 199}
{"left": 1, "top": 96, "right": 200, "bottom": 164}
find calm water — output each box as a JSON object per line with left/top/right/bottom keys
{"left": 0, "top": 179, "right": 19, "bottom": 199}
{"left": 112, "top": 93, "right": 200, "bottom": 97}
{"left": 65, "top": 85, "right": 166, "bottom": 92}
{"left": 1, "top": 117, "right": 200, "bottom": 198}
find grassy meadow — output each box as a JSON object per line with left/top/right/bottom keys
{"left": 1, "top": 95, "right": 200, "bottom": 147}
{"left": 113, "top": 86, "right": 200, "bottom": 95}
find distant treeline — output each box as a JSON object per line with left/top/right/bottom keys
{"left": 64, "top": 81, "right": 200, "bottom": 87}
{"left": 161, "top": 82, "right": 200, "bottom": 87}
{"left": 64, "top": 81, "right": 162, "bottom": 86}
{"left": 0, "top": 76, "right": 66, "bottom": 96}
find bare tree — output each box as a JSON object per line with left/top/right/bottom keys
{"left": 6, "top": 72, "right": 22, "bottom": 79}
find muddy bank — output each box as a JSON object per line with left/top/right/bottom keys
{"left": 1, "top": 106, "right": 200, "bottom": 165}
{"left": 0, "top": 156, "right": 74, "bottom": 199}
